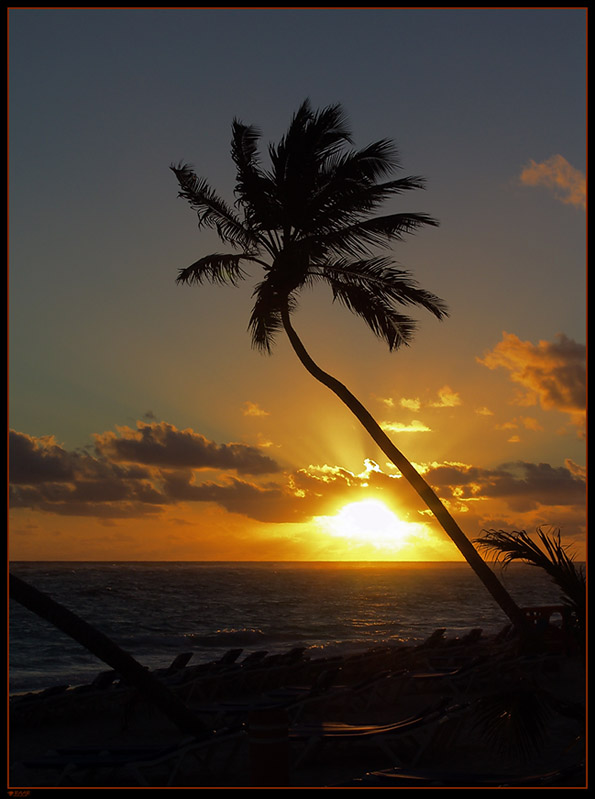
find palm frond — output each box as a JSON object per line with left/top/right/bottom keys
{"left": 319, "top": 257, "right": 449, "bottom": 320}
{"left": 277, "top": 100, "right": 352, "bottom": 168}
{"left": 321, "top": 139, "right": 401, "bottom": 185}
{"left": 296, "top": 175, "right": 436, "bottom": 245}
{"left": 248, "top": 279, "right": 299, "bottom": 353}
{"left": 230, "top": 121, "right": 280, "bottom": 231}
{"left": 317, "top": 211, "right": 439, "bottom": 257}
{"left": 170, "top": 163, "right": 253, "bottom": 248}
{"left": 268, "top": 101, "right": 353, "bottom": 224}
{"left": 176, "top": 253, "right": 254, "bottom": 287}
{"left": 474, "top": 527, "right": 585, "bottom": 630}
{"left": 472, "top": 678, "right": 555, "bottom": 764}
{"left": 324, "top": 274, "right": 419, "bottom": 350}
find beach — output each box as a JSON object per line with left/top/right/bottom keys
{"left": 9, "top": 626, "right": 586, "bottom": 789}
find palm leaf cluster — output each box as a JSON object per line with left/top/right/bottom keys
{"left": 172, "top": 99, "right": 448, "bottom": 353}
{"left": 474, "top": 528, "right": 585, "bottom": 634}
{"left": 471, "top": 676, "right": 556, "bottom": 765}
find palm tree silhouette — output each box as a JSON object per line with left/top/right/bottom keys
{"left": 171, "top": 100, "right": 526, "bottom": 629}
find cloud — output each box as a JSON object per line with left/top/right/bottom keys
{"left": 380, "top": 420, "right": 432, "bottom": 433}
{"left": 400, "top": 397, "right": 421, "bottom": 411}
{"left": 9, "top": 430, "right": 410, "bottom": 524}
{"left": 428, "top": 386, "right": 462, "bottom": 408}
{"left": 379, "top": 388, "right": 460, "bottom": 412}
{"left": 161, "top": 472, "right": 304, "bottom": 523}
{"left": 9, "top": 430, "right": 164, "bottom": 518}
{"left": 94, "top": 421, "right": 280, "bottom": 474}
{"left": 519, "top": 154, "right": 586, "bottom": 209}
{"left": 425, "top": 460, "right": 586, "bottom": 514}
{"left": 520, "top": 416, "right": 543, "bottom": 431}
{"left": 161, "top": 463, "right": 394, "bottom": 525}
{"left": 9, "top": 426, "right": 586, "bottom": 540}
{"left": 9, "top": 432, "right": 77, "bottom": 484}
{"left": 494, "top": 417, "right": 543, "bottom": 433}
{"left": 242, "top": 401, "right": 270, "bottom": 417}
{"left": 478, "top": 333, "right": 586, "bottom": 432}
{"left": 565, "top": 459, "right": 586, "bottom": 479}
{"left": 475, "top": 407, "right": 494, "bottom": 416}
{"left": 9, "top": 430, "right": 153, "bottom": 485}
{"left": 9, "top": 423, "right": 280, "bottom": 519}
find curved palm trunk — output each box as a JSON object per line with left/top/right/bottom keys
{"left": 10, "top": 573, "right": 207, "bottom": 736}
{"left": 281, "top": 307, "right": 528, "bottom": 631}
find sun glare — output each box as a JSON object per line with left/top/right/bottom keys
{"left": 321, "top": 499, "right": 416, "bottom": 553}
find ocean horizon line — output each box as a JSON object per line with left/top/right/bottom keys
{"left": 9, "top": 559, "right": 480, "bottom": 565}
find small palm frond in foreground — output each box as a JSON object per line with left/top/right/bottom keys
{"left": 472, "top": 677, "right": 555, "bottom": 764}
{"left": 474, "top": 527, "right": 585, "bottom": 634}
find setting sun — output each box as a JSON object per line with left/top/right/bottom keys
{"left": 321, "top": 499, "right": 415, "bottom": 552}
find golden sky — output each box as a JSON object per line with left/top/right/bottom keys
{"left": 9, "top": 328, "right": 586, "bottom": 561}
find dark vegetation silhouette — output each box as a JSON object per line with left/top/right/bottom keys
{"left": 471, "top": 529, "right": 585, "bottom": 768}
{"left": 475, "top": 527, "right": 586, "bottom": 644}
{"left": 171, "top": 99, "right": 526, "bottom": 630}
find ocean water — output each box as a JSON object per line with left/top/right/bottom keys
{"left": 9, "top": 561, "right": 564, "bottom": 695}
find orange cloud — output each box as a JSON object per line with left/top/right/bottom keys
{"left": 400, "top": 397, "right": 421, "bottom": 411}
{"left": 475, "top": 407, "right": 494, "bottom": 416}
{"left": 242, "top": 401, "right": 270, "bottom": 417}
{"left": 520, "top": 416, "right": 543, "bottom": 431}
{"left": 428, "top": 385, "right": 461, "bottom": 408}
{"left": 380, "top": 420, "right": 432, "bottom": 433}
{"left": 478, "top": 333, "right": 586, "bottom": 432}
{"left": 9, "top": 427, "right": 586, "bottom": 551}
{"left": 519, "top": 154, "right": 586, "bottom": 209}
{"left": 565, "top": 459, "right": 586, "bottom": 479}
{"left": 381, "top": 389, "right": 460, "bottom": 412}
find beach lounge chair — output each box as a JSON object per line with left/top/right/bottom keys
{"left": 263, "top": 646, "right": 308, "bottom": 666}
{"left": 263, "top": 666, "right": 341, "bottom": 702}
{"left": 407, "top": 654, "right": 492, "bottom": 698}
{"left": 458, "top": 627, "right": 483, "bottom": 645}
{"left": 68, "top": 670, "right": 120, "bottom": 695}
{"left": 288, "top": 698, "right": 462, "bottom": 768}
{"left": 183, "top": 648, "right": 244, "bottom": 680}
{"left": 190, "top": 667, "right": 344, "bottom": 726}
{"left": 326, "top": 669, "right": 410, "bottom": 714}
{"left": 21, "top": 725, "right": 247, "bottom": 787}
{"left": 162, "top": 652, "right": 194, "bottom": 676}
{"left": 217, "top": 648, "right": 244, "bottom": 666}
{"left": 416, "top": 628, "right": 446, "bottom": 649}
{"left": 201, "top": 647, "right": 309, "bottom": 700}
{"left": 16, "top": 683, "right": 71, "bottom": 702}
{"left": 239, "top": 650, "right": 269, "bottom": 667}
{"left": 170, "top": 649, "right": 251, "bottom": 703}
